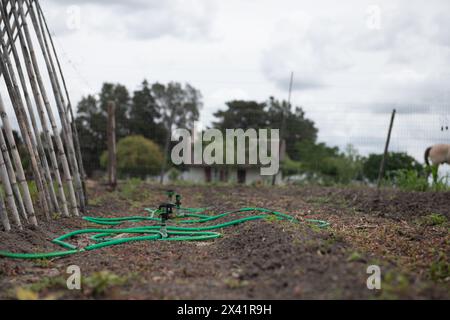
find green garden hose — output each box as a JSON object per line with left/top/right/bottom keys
{"left": 0, "top": 205, "right": 330, "bottom": 260}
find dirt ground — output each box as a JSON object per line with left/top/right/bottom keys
{"left": 0, "top": 182, "right": 449, "bottom": 299}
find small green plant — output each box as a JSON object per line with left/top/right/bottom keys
{"left": 380, "top": 271, "right": 411, "bottom": 300}
{"left": 167, "top": 167, "right": 181, "bottom": 182}
{"left": 223, "top": 278, "right": 249, "bottom": 289}
{"left": 264, "top": 215, "right": 280, "bottom": 223}
{"left": 34, "top": 259, "right": 52, "bottom": 268}
{"left": 419, "top": 213, "right": 448, "bottom": 227}
{"left": 120, "top": 178, "right": 148, "bottom": 202}
{"left": 347, "top": 251, "right": 363, "bottom": 262}
{"left": 429, "top": 253, "right": 450, "bottom": 281}
{"left": 28, "top": 276, "right": 66, "bottom": 293}
{"left": 393, "top": 169, "right": 429, "bottom": 192}
{"left": 83, "top": 271, "right": 126, "bottom": 296}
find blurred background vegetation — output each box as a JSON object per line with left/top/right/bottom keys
{"left": 67, "top": 80, "right": 447, "bottom": 192}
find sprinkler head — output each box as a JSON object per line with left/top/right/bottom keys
{"left": 166, "top": 190, "right": 175, "bottom": 201}
{"left": 158, "top": 203, "right": 176, "bottom": 223}
{"left": 158, "top": 203, "right": 176, "bottom": 238}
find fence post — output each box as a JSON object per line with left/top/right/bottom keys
{"left": 377, "top": 109, "right": 396, "bottom": 189}
{"left": 107, "top": 101, "right": 117, "bottom": 190}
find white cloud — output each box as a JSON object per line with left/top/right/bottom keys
{"left": 262, "top": 15, "right": 354, "bottom": 91}
{"left": 47, "top": 0, "right": 217, "bottom": 40}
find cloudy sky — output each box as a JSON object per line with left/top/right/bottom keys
{"left": 39, "top": 0, "right": 450, "bottom": 165}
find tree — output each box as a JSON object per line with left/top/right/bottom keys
{"left": 267, "top": 97, "right": 317, "bottom": 157}
{"left": 75, "top": 83, "right": 131, "bottom": 175}
{"left": 129, "top": 80, "right": 165, "bottom": 146}
{"left": 101, "top": 135, "right": 163, "bottom": 178}
{"left": 290, "top": 141, "right": 363, "bottom": 184}
{"left": 213, "top": 100, "right": 269, "bottom": 130}
{"left": 152, "top": 82, "right": 202, "bottom": 183}
{"left": 213, "top": 97, "right": 317, "bottom": 158}
{"left": 362, "top": 152, "right": 423, "bottom": 182}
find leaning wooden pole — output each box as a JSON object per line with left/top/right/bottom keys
{"left": 11, "top": 0, "right": 70, "bottom": 216}
{"left": 0, "top": 129, "right": 22, "bottom": 229}
{"left": 35, "top": 0, "right": 87, "bottom": 206}
{"left": 0, "top": 127, "right": 27, "bottom": 222}
{"left": 0, "top": 193, "right": 10, "bottom": 231}
{"left": 19, "top": 2, "right": 79, "bottom": 216}
{"left": 377, "top": 109, "right": 396, "bottom": 189}
{"left": 0, "top": 0, "right": 85, "bottom": 226}
{"left": 0, "top": 5, "right": 51, "bottom": 220}
{"left": 0, "top": 93, "right": 37, "bottom": 226}
{"left": 32, "top": 0, "right": 85, "bottom": 212}
{"left": 2, "top": 0, "right": 60, "bottom": 215}
{"left": 26, "top": 0, "right": 84, "bottom": 213}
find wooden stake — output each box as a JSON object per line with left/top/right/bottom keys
{"left": 33, "top": 7, "right": 86, "bottom": 212}
{"left": 0, "top": 192, "right": 11, "bottom": 231}
{"left": 0, "top": 128, "right": 22, "bottom": 229}
{"left": 22, "top": 0, "right": 79, "bottom": 216}
{"left": 377, "top": 109, "right": 396, "bottom": 189}
{"left": 107, "top": 100, "right": 117, "bottom": 190}
{"left": 0, "top": 127, "right": 27, "bottom": 222}
{"left": 0, "top": 19, "right": 51, "bottom": 220}
{"left": 34, "top": 0, "right": 87, "bottom": 207}
{"left": 0, "top": 92, "right": 37, "bottom": 225}
{"left": 11, "top": 0, "right": 70, "bottom": 216}
{"left": 3, "top": 0, "right": 60, "bottom": 215}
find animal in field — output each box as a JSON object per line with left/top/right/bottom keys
{"left": 424, "top": 144, "right": 450, "bottom": 183}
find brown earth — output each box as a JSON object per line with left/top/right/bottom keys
{"left": 0, "top": 182, "right": 448, "bottom": 299}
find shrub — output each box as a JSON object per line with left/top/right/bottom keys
{"left": 394, "top": 169, "right": 429, "bottom": 192}
{"left": 167, "top": 167, "right": 181, "bottom": 182}
{"left": 100, "top": 135, "right": 163, "bottom": 178}
{"left": 363, "top": 152, "right": 423, "bottom": 182}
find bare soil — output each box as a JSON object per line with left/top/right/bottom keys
{"left": 0, "top": 182, "right": 449, "bottom": 299}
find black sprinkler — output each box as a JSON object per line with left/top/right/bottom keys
{"left": 158, "top": 203, "right": 176, "bottom": 238}
{"left": 166, "top": 190, "right": 175, "bottom": 201}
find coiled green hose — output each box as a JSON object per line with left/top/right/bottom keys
{"left": 0, "top": 206, "right": 330, "bottom": 260}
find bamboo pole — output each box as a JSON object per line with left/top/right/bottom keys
{"left": 0, "top": 92, "right": 37, "bottom": 226}
{"left": 31, "top": 0, "right": 85, "bottom": 212}
{"left": 13, "top": 0, "right": 78, "bottom": 216}
{"left": 9, "top": 0, "right": 70, "bottom": 216}
{"left": 0, "top": 127, "right": 27, "bottom": 222}
{"left": 35, "top": 0, "right": 87, "bottom": 207}
{"left": 0, "top": 192, "right": 11, "bottom": 231}
{"left": 2, "top": 0, "right": 60, "bottom": 215}
{"left": 0, "top": 3, "right": 51, "bottom": 220}
{"left": 0, "top": 126, "right": 22, "bottom": 229}
{"left": 25, "top": 0, "right": 83, "bottom": 215}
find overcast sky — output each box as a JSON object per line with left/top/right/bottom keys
{"left": 38, "top": 0, "right": 450, "bottom": 166}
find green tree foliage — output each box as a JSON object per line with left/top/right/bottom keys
{"left": 362, "top": 152, "right": 424, "bottom": 182}
{"left": 75, "top": 81, "right": 202, "bottom": 176}
{"left": 100, "top": 135, "right": 163, "bottom": 178}
{"left": 152, "top": 82, "right": 202, "bottom": 181}
{"left": 213, "top": 98, "right": 317, "bottom": 157}
{"left": 292, "top": 141, "right": 363, "bottom": 184}
{"left": 129, "top": 80, "right": 166, "bottom": 146}
{"left": 76, "top": 83, "right": 131, "bottom": 175}
{"left": 213, "top": 100, "right": 269, "bottom": 130}
{"left": 267, "top": 97, "right": 317, "bottom": 157}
